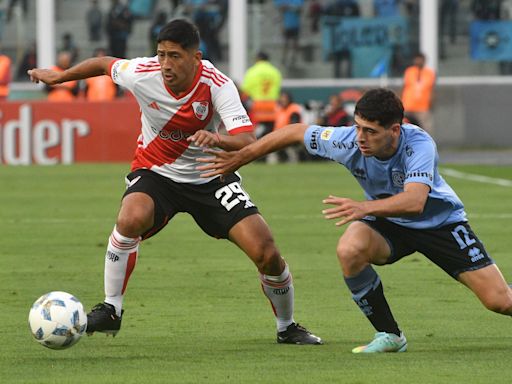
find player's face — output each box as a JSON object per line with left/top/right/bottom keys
{"left": 354, "top": 115, "right": 401, "bottom": 159}
{"left": 157, "top": 41, "right": 202, "bottom": 94}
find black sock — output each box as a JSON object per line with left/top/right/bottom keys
{"left": 344, "top": 266, "right": 401, "bottom": 336}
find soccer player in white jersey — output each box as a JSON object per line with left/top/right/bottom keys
{"left": 27, "top": 19, "right": 322, "bottom": 345}
{"left": 197, "top": 88, "right": 512, "bottom": 353}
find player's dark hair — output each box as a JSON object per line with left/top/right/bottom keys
{"left": 157, "top": 19, "right": 200, "bottom": 50}
{"left": 354, "top": 88, "right": 404, "bottom": 127}
{"left": 256, "top": 51, "right": 269, "bottom": 61}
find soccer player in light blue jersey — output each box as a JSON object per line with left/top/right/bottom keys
{"left": 197, "top": 88, "right": 512, "bottom": 353}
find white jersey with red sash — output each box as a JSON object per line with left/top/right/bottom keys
{"left": 110, "top": 57, "right": 253, "bottom": 184}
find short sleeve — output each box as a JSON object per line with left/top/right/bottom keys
{"left": 110, "top": 58, "right": 146, "bottom": 92}
{"left": 403, "top": 138, "right": 436, "bottom": 189}
{"left": 304, "top": 125, "right": 356, "bottom": 162}
{"left": 212, "top": 80, "right": 253, "bottom": 135}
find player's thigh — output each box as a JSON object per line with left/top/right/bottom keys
{"left": 338, "top": 221, "right": 392, "bottom": 267}
{"left": 121, "top": 169, "right": 178, "bottom": 240}
{"left": 229, "top": 213, "right": 277, "bottom": 257}
{"left": 229, "top": 214, "right": 283, "bottom": 273}
{"left": 458, "top": 264, "right": 512, "bottom": 313}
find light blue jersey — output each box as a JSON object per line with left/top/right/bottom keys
{"left": 304, "top": 124, "right": 467, "bottom": 229}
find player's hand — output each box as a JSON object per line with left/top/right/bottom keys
{"left": 27, "top": 68, "right": 62, "bottom": 85}
{"left": 196, "top": 148, "right": 242, "bottom": 178}
{"left": 322, "top": 195, "right": 368, "bottom": 226}
{"left": 187, "top": 131, "right": 221, "bottom": 148}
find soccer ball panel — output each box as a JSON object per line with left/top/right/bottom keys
{"left": 28, "top": 291, "right": 87, "bottom": 350}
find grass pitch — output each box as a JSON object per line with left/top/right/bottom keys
{"left": 1, "top": 162, "right": 511, "bottom": 383}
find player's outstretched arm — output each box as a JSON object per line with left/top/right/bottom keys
{"left": 27, "top": 56, "right": 116, "bottom": 85}
{"left": 196, "top": 123, "right": 308, "bottom": 178}
{"left": 322, "top": 182, "right": 430, "bottom": 226}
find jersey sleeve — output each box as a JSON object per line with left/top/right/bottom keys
{"left": 212, "top": 80, "right": 253, "bottom": 135}
{"left": 110, "top": 57, "right": 144, "bottom": 92}
{"left": 304, "top": 125, "right": 355, "bottom": 162}
{"left": 403, "top": 136, "right": 436, "bottom": 189}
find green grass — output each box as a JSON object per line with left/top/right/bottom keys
{"left": 1, "top": 162, "right": 511, "bottom": 383}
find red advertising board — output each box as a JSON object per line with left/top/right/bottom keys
{"left": 0, "top": 100, "right": 141, "bottom": 164}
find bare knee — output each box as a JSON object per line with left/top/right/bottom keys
{"left": 116, "top": 214, "right": 152, "bottom": 237}
{"left": 336, "top": 240, "right": 368, "bottom": 276}
{"left": 116, "top": 194, "right": 154, "bottom": 237}
{"left": 481, "top": 293, "right": 512, "bottom": 315}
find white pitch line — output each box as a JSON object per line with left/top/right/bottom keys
{"left": 440, "top": 168, "right": 512, "bottom": 187}
{"left": 3, "top": 213, "right": 512, "bottom": 224}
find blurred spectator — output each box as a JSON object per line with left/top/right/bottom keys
{"left": 401, "top": 52, "right": 436, "bottom": 134}
{"left": 16, "top": 41, "right": 37, "bottom": 81}
{"left": 241, "top": 51, "right": 282, "bottom": 138}
{"left": 61, "top": 32, "right": 79, "bottom": 64}
{"left": 324, "top": 0, "right": 360, "bottom": 78}
{"left": 440, "top": 0, "right": 458, "bottom": 43}
{"left": 499, "top": 0, "right": 512, "bottom": 74}
{"left": 439, "top": 0, "right": 459, "bottom": 60}
{"left": 148, "top": 11, "right": 168, "bottom": 54}
{"left": 308, "top": 0, "right": 323, "bottom": 33}
{"left": 129, "top": 0, "right": 158, "bottom": 19}
{"left": 267, "top": 91, "right": 303, "bottom": 163}
{"left": 0, "top": 48, "right": 12, "bottom": 100}
{"left": 325, "top": 0, "right": 360, "bottom": 17}
{"left": 317, "top": 94, "right": 350, "bottom": 127}
{"left": 6, "top": 0, "right": 27, "bottom": 22}
{"left": 83, "top": 48, "right": 117, "bottom": 101}
{"left": 46, "top": 51, "right": 79, "bottom": 102}
{"left": 106, "top": 0, "right": 133, "bottom": 58}
{"left": 193, "top": 0, "right": 227, "bottom": 62}
{"left": 471, "top": 0, "right": 501, "bottom": 20}
{"left": 274, "top": 0, "right": 304, "bottom": 66}
{"left": 373, "top": 0, "right": 401, "bottom": 17}
{"left": 86, "top": 0, "right": 103, "bottom": 42}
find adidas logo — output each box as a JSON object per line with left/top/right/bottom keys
{"left": 148, "top": 101, "right": 160, "bottom": 110}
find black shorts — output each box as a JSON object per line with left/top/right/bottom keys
{"left": 361, "top": 218, "right": 494, "bottom": 279}
{"left": 123, "top": 169, "right": 259, "bottom": 240}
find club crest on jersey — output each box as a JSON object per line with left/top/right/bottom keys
{"left": 192, "top": 101, "right": 209, "bottom": 121}
{"left": 391, "top": 170, "right": 406, "bottom": 187}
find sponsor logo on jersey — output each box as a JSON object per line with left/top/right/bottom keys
{"left": 392, "top": 170, "right": 406, "bottom": 187}
{"left": 310, "top": 128, "right": 320, "bottom": 150}
{"left": 320, "top": 128, "right": 335, "bottom": 140}
{"left": 192, "top": 101, "right": 209, "bottom": 121}
{"left": 111, "top": 60, "right": 129, "bottom": 82}
{"left": 120, "top": 61, "right": 129, "bottom": 71}
{"left": 232, "top": 114, "right": 251, "bottom": 125}
{"left": 405, "top": 170, "right": 433, "bottom": 181}
{"left": 159, "top": 128, "right": 190, "bottom": 141}
{"left": 333, "top": 140, "right": 358, "bottom": 150}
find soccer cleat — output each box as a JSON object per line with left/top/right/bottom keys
{"left": 277, "top": 323, "right": 323, "bottom": 345}
{"left": 352, "top": 331, "right": 407, "bottom": 353}
{"left": 86, "top": 302, "right": 123, "bottom": 337}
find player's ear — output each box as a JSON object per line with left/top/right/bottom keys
{"left": 391, "top": 123, "right": 401, "bottom": 136}
{"left": 195, "top": 49, "right": 203, "bottom": 62}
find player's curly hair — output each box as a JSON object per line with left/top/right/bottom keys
{"left": 157, "top": 18, "right": 200, "bottom": 50}
{"left": 354, "top": 88, "right": 404, "bottom": 128}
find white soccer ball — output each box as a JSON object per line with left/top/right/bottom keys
{"left": 28, "top": 291, "right": 87, "bottom": 350}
